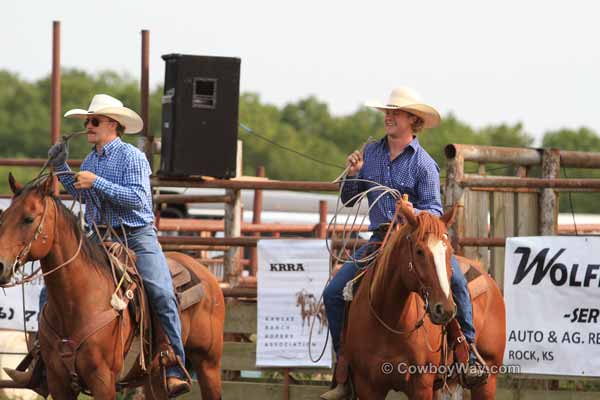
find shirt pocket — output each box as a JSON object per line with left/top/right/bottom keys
{"left": 391, "top": 174, "right": 417, "bottom": 201}
{"left": 363, "top": 172, "right": 384, "bottom": 193}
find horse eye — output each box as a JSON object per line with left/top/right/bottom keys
{"left": 24, "top": 216, "right": 35, "bottom": 224}
{"left": 416, "top": 248, "right": 424, "bottom": 256}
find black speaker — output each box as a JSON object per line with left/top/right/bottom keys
{"left": 159, "top": 53, "right": 241, "bottom": 178}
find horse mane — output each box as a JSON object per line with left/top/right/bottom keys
{"left": 17, "top": 184, "right": 111, "bottom": 273}
{"left": 51, "top": 196, "right": 111, "bottom": 269}
{"left": 373, "top": 212, "right": 448, "bottom": 291}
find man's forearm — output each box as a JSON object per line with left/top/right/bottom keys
{"left": 92, "top": 177, "right": 147, "bottom": 210}
{"left": 340, "top": 176, "right": 364, "bottom": 207}
{"left": 54, "top": 163, "right": 80, "bottom": 199}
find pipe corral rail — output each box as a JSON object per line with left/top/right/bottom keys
{"left": 444, "top": 143, "right": 600, "bottom": 291}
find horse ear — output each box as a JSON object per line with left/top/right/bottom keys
{"left": 8, "top": 172, "right": 22, "bottom": 194}
{"left": 398, "top": 200, "right": 418, "bottom": 227}
{"left": 440, "top": 204, "right": 459, "bottom": 228}
{"left": 41, "top": 173, "right": 56, "bottom": 196}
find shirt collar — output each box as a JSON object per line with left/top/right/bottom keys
{"left": 93, "top": 137, "right": 122, "bottom": 156}
{"left": 379, "top": 135, "right": 420, "bottom": 152}
{"left": 407, "top": 136, "right": 420, "bottom": 151}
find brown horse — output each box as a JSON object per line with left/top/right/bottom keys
{"left": 0, "top": 175, "right": 224, "bottom": 400}
{"left": 342, "top": 203, "right": 506, "bottom": 399}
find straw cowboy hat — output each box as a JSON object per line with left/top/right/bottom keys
{"left": 64, "top": 94, "right": 143, "bottom": 134}
{"left": 365, "top": 87, "right": 441, "bottom": 129}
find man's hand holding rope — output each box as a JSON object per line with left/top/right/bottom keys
{"left": 74, "top": 171, "right": 96, "bottom": 189}
{"left": 398, "top": 194, "right": 414, "bottom": 214}
{"left": 346, "top": 150, "right": 364, "bottom": 176}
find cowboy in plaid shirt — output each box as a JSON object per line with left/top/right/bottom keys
{"left": 6, "top": 94, "right": 191, "bottom": 397}
{"left": 321, "top": 88, "right": 485, "bottom": 400}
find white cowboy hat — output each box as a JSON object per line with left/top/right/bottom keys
{"left": 64, "top": 94, "right": 143, "bottom": 134}
{"left": 365, "top": 87, "right": 441, "bottom": 129}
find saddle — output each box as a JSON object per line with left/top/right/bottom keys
{"left": 38, "top": 241, "right": 204, "bottom": 393}
{"left": 456, "top": 255, "right": 489, "bottom": 302}
{"left": 106, "top": 242, "right": 204, "bottom": 388}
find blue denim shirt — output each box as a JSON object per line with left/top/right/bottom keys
{"left": 341, "top": 136, "right": 443, "bottom": 229}
{"left": 55, "top": 137, "right": 154, "bottom": 228}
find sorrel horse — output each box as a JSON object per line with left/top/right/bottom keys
{"left": 342, "top": 203, "right": 506, "bottom": 399}
{"left": 0, "top": 174, "right": 224, "bottom": 399}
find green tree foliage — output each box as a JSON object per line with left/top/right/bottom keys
{"left": 0, "top": 70, "right": 48, "bottom": 158}
{"left": 1, "top": 69, "right": 599, "bottom": 213}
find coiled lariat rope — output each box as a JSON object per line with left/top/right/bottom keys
{"left": 308, "top": 162, "right": 404, "bottom": 362}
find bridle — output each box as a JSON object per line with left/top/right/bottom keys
{"left": 367, "top": 229, "right": 433, "bottom": 336}
{"left": 1, "top": 195, "right": 83, "bottom": 288}
{"left": 366, "top": 202, "right": 454, "bottom": 336}
{"left": 12, "top": 197, "right": 51, "bottom": 274}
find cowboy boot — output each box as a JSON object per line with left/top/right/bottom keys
{"left": 320, "top": 382, "right": 351, "bottom": 400}
{"left": 320, "top": 355, "right": 351, "bottom": 400}
{"left": 166, "top": 376, "right": 191, "bottom": 398}
{"left": 3, "top": 353, "right": 34, "bottom": 385}
{"left": 3, "top": 340, "right": 49, "bottom": 397}
{"left": 158, "top": 346, "right": 192, "bottom": 398}
{"left": 461, "top": 343, "right": 489, "bottom": 389}
{"left": 150, "top": 311, "right": 192, "bottom": 398}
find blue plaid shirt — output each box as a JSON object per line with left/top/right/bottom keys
{"left": 341, "top": 136, "right": 443, "bottom": 230}
{"left": 55, "top": 138, "right": 154, "bottom": 228}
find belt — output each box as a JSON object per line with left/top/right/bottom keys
{"left": 94, "top": 224, "right": 148, "bottom": 237}
{"left": 373, "top": 223, "right": 391, "bottom": 238}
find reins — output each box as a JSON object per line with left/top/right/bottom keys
{"left": 366, "top": 219, "right": 431, "bottom": 336}
{"left": 13, "top": 197, "right": 51, "bottom": 274}
{"left": 1, "top": 193, "right": 84, "bottom": 288}
{"left": 1, "top": 168, "right": 86, "bottom": 288}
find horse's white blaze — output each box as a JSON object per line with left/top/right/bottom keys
{"left": 427, "top": 237, "right": 451, "bottom": 298}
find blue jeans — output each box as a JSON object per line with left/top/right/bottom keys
{"left": 451, "top": 256, "right": 475, "bottom": 344}
{"left": 323, "top": 234, "right": 475, "bottom": 354}
{"left": 40, "top": 224, "right": 186, "bottom": 379}
{"left": 323, "top": 234, "right": 381, "bottom": 354}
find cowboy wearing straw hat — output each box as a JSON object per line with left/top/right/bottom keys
{"left": 321, "top": 87, "right": 485, "bottom": 399}
{"left": 5, "top": 94, "right": 191, "bottom": 397}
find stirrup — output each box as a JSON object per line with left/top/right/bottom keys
{"left": 159, "top": 348, "right": 193, "bottom": 397}
{"left": 461, "top": 343, "right": 489, "bottom": 389}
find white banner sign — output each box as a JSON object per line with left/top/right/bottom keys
{"left": 257, "top": 239, "right": 332, "bottom": 367}
{"left": 0, "top": 264, "right": 43, "bottom": 332}
{"left": 504, "top": 236, "right": 600, "bottom": 376}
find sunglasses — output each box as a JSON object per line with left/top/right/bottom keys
{"left": 84, "top": 117, "right": 111, "bottom": 128}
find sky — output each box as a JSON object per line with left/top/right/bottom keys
{"left": 1, "top": 1, "right": 599, "bottom": 145}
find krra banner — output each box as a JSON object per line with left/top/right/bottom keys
{"left": 257, "top": 239, "right": 332, "bottom": 367}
